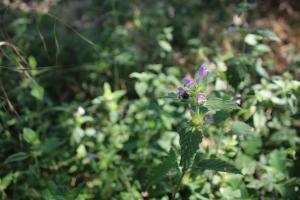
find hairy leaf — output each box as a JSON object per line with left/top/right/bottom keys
{"left": 179, "top": 127, "right": 202, "bottom": 170}
{"left": 206, "top": 98, "right": 240, "bottom": 111}
{"left": 193, "top": 158, "right": 241, "bottom": 174}
{"left": 147, "top": 149, "right": 179, "bottom": 186}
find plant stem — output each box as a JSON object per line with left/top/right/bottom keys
{"left": 171, "top": 170, "right": 186, "bottom": 200}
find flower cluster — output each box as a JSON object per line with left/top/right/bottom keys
{"left": 177, "top": 64, "right": 213, "bottom": 125}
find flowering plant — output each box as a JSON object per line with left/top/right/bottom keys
{"left": 150, "top": 64, "right": 242, "bottom": 199}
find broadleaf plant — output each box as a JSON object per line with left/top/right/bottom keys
{"left": 152, "top": 64, "right": 242, "bottom": 199}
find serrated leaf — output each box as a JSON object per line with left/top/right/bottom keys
{"left": 179, "top": 127, "right": 202, "bottom": 170}
{"left": 5, "top": 152, "right": 30, "bottom": 164}
{"left": 241, "top": 136, "right": 262, "bottom": 156}
{"left": 231, "top": 121, "right": 253, "bottom": 135}
{"left": 147, "top": 149, "right": 179, "bottom": 186}
{"left": 206, "top": 98, "right": 239, "bottom": 111}
{"left": 213, "top": 111, "right": 229, "bottom": 123}
{"left": 193, "top": 158, "right": 241, "bottom": 174}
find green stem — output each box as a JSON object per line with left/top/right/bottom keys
{"left": 171, "top": 170, "right": 186, "bottom": 200}
{"left": 34, "top": 155, "right": 40, "bottom": 177}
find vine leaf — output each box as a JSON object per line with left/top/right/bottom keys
{"left": 147, "top": 149, "right": 179, "bottom": 186}
{"left": 179, "top": 127, "right": 202, "bottom": 170}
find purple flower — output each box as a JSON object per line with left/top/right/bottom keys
{"left": 195, "top": 64, "right": 208, "bottom": 80}
{"left": 176, "top": 87, "right": 186, "bottom": 97}
{"left": 197, "top": 93, "right": 207, "bottom": 104}
{"left": 182, "top": 76, "right": 194, "bottom": 87}
{"left": 203, "top": 114, "right": 213, "bottom": 123}
{"left": 88, "top": 152, "right": 97, "bottom": 160}
{"left": 176, "top": 87, "right": 189, "bottom": 99}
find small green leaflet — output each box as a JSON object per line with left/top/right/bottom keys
{"left": 147, "top": 149, "right": 179, "bottom": 186}
{"left": 231, "top": 121, "right": 253, "bottom": 135}
{"left": 5, "top": 152, "right": 30, "bottom": 164}
{"left": 23, "top": 128, "right": 40, "bottom": 145}
{"left": 30, "top": 83, "right": 44, "bottom": 100}
{"left": 193, "top": 157, "right": 241, "bottom": 174}
{"left": 179, "top": 127, "right": 202, "bottom": 170}
{"left": 205, "top": 98, "right": 240, "bottom": 111}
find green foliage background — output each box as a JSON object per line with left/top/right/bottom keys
{"left": 0, "top": 1, "right": 300, "bottom": 199}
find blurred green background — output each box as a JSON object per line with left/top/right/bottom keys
{"left": 0, "top": 0, "right": 300, "bottom": 199}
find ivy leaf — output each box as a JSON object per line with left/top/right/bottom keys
{"left": 231, "top": 121, "right": 253, "bottom": 135}
{"left": 147, "top": 149, "right": 179, "bottom": 186}
{"left": 5, "top": 152, "right": 30, "bottom": 164}
{"left": 193, "top": 157, "right": 241, "bottom": 174}
{"left": 206, "top": 98, "right": 240, "bottom": 111}
{"left": 179, "top": 127, "right": 202, "bottom": 170}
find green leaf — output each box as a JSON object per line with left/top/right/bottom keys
{"left": 163, "top": 92, "right": 177, "bottom": 99}
{"left": 225, "top": 57, "right": 250, "bottom": 89}
{"left": 112, "top": 90, "right": 126, "bottom": 100}
{"left": 23, "top": 128, "right": 40, "bottom": 145}
{"left": 179, "top": 127, "right": 202, "bottom": 170}
{"left": 213, "top": 111, "right": 229, "bottom": 124}
{"left": 134, "top": 82, "right": 147, "bottom": 97}
{"left": 256, "top": 29, "right": 280, "bottom": 42}
{"left": 206, "top": 98, "right": 240, "bottom": 111}
{"left": 241, "top": 136, "right": 262, "bottom": 156}
{"left": 28, "top": 56, "right": 37, "bottom": 68}
{"left": 231, "top": 121, "right": 253, "bottom": 135}
{"left": 37, "top": 138, "right": 64, "bottom": 153}
{"left": 0, "top": 173, "right": 14, "bottom": 190}
{"left": 147, "top": 149, "right": 179, "bottom": 186}
{"left": 245, "top": 34, "right": 258, "bottom": 46}
{"left": 30, "top": 83, "right": 44, "bottom": 100}
{"left": 5, "top": 152, "right": 30, "bottom": 164}
{"left": 193, "top": 158, "right": 241, "bottom": 174}
{"left": 158, "top": 40, "right": 172, "bottom": 52}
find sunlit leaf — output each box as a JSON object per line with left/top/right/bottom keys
{"left": 231, "top": 121, "right": 253, "bottom": 135}
{"left": 206, "top": 98, "right": 240, "bottom": 111}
